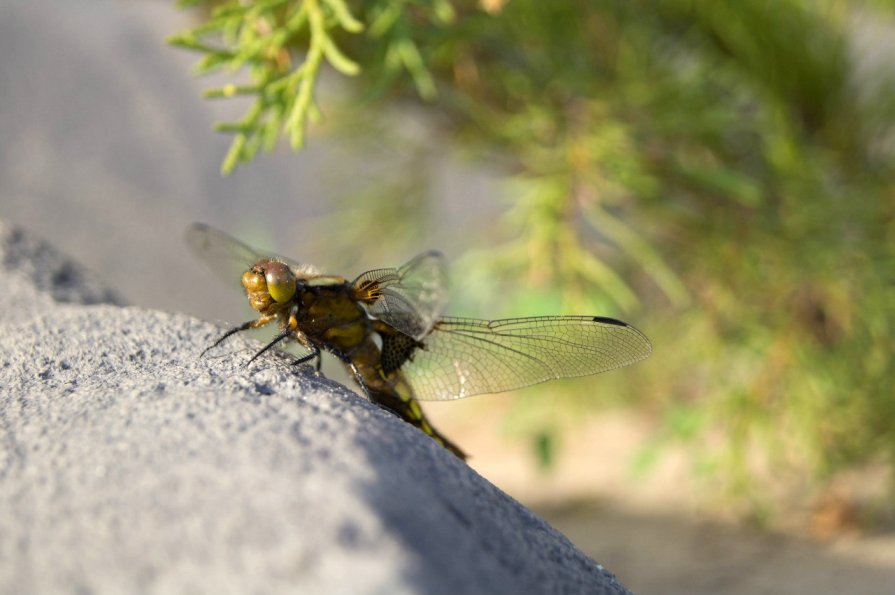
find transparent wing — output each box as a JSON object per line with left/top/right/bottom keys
{"left": 185, "top": 223, "right": 319, "bottom": 287}
{"left": 403, "top": 316, "right": 652, "bottom": 401}
{"left": 185, "top": 223, "right": 264, "bottom": 286}
{"left": 353, "top": 251, "right": 448, "bottom": 341}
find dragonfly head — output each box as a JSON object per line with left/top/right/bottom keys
{"left": 242, "top": 259, "right": 297, "bottom": 311}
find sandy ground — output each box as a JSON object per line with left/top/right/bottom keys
{"left": 426, "top": 400, "right": 895, "bottom": 595}
{"left": 541, "top": 501, "right": 895, "bottom": 595}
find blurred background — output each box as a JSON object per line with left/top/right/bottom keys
{"left": 2, "top": 0, "right": 895, "bottom": 592}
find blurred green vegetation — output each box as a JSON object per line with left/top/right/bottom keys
{"left": 172, "top": 0, "right": 895, "bottom": 519}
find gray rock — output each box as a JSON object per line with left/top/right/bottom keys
{"left": 0, "top": 222, "right": 630, "bottom": 595}
{"left": 0, "top": 220, "right": 122, "bottom": 322}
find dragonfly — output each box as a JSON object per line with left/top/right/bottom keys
{"left": 186, "top": 223, "right": 652, "bottom": 460}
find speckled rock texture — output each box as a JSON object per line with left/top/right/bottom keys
{"left": 0, "top": 221, "right": 631, "bottom": 594}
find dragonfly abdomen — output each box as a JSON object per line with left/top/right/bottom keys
{"left": 349, "top": 338, "right": 466, "bottom": 460}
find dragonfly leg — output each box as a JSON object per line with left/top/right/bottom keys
{"left": 348, "top": 362, "right": 372, "bottom": 398}
{"left": 247, "top": 327, "right": 292, "bottom": 366}
{"left": 201, "top": 321, "right": 253, "bottom": 357}
{"left": 329, "top": 349, "right": 372, "bottom": 397}
{"left": 291, "top": 345, "right": 322, "bottom": 372}
{"left": 346, "top": 361, "right": 373, "bottom": 397}
{"left": 201, "top": 315, "right": 275, "bottom": 357}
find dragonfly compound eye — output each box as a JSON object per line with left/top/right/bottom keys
{"left": 265, "top": 261, "right": 296, "bottom": 303}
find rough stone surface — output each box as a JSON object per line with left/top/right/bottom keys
{"left": 0, "top": 221, "right": 631, "bottom": 594}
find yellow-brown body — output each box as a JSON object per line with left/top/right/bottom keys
{"left": 243, "top": 263, "right": 465, "bottom": 459}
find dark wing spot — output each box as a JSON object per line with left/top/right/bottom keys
{"left": 592, "top": 316, "right": 628, "bottom": 327}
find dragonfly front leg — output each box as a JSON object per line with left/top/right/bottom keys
{"left": 201, "top": 315, "right": 276, "bottom": 357}
{"left": 247, "top": 326, "right": 294, "bottom": 366}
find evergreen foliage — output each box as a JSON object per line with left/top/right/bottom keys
{"left": 172, "top": 0, "right": 895, "bottom": 517}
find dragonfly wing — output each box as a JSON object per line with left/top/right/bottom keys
{"left": 353, "top": 251, "right": 448, "bottom": 341}
{"left": 186, "top": 223, "right": 320, "bottom": 287}
{"left": 185, "top": 223, "right": 263, "bottom": 286}
{"left": 403, "top": 316, "right": 652, "bottom": 401}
